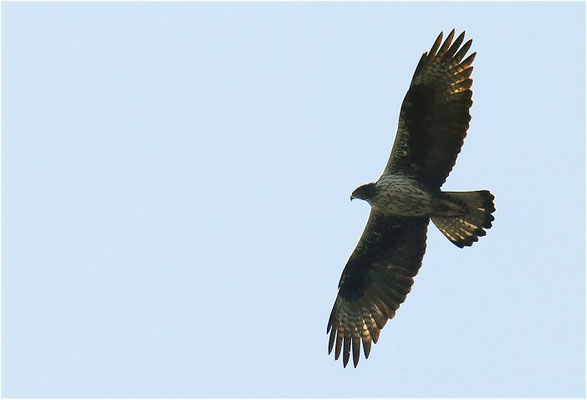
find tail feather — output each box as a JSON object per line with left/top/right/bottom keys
{"left": 432, "top": 190, "right": 495, "bottom": 248}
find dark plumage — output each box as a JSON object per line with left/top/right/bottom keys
{"left": 327, "top": 30, "right": 495, "bottom": 368}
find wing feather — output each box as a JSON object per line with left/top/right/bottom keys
{"left": 362, "top": 336, "right": 372, "bottom": 358}
{"left": 428, "top": 31, "right": 443, "bottom": 56}
{"left": 454, "top": 39, "right": 473, "bottom": 62}
{"left": 446, "top": 31, "right": 465, "bottom": 58}
{"left": 343, "top": 336, "right": 351, "bottom": 367}
{"left": 384, "top": 30, "right": 476, "bottom": 188}
{"left": 437, "top": 29, "right": 455, "bottom": 56}
{"left": 327, "top": 212, "right": 429, "bottom": 367}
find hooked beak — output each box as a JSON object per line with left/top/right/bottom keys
{"left": 350, "top": 194, "right": 355, "bottom": 201}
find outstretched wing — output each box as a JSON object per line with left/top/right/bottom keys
{"left": 327, "top": 213, "right": 429, "bottom": 367}
{"left": 385, "top": 30, "right": 476, "bottom": 188}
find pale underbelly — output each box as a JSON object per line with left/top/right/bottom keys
{"left": 372, "top": 189, "right": 437, "bottom": 216}
{"left": 372, "top": 176, "right": 463, "bottom": 217}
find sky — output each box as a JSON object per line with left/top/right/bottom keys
{"left": 1, "top": 1, "right": 585, "bottom": 398}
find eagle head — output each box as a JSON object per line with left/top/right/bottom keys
{"left": 350, "top": 183, "right": 377, "bottom": 202}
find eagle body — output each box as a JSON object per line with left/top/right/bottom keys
{"left": 354, "top": 175, "right": 466, "bottom": 217}
{"left": 327, "top": 30, "right": 496, "bottom": 368}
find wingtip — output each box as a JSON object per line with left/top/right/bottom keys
{"left": 460, "top": 51, "right": 477, "bottom": 68}
{"left": 362, "top": 336, "right": 372, "bottom": 359}
{"left": 447, "top": 29, "right": 455, "bottom": 41}
{"left": 343, "top": 354, "right": 350, "bottom": 368}
{"left": 328, "top": 328, "right": 336, "bottom": 354}
{"left": 429, "top": 31, "right": 443, "bottom": 55}
{"left": 342, "top": 336, "right": 351, "bottom": 367}
{"left": 438, "top": 29, "right": 455, "bottom": 56}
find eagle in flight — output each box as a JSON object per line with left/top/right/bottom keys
{"left": 327, "top": 30, "right": 495, "bottom": 367}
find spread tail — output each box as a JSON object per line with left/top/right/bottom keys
{"left": 432, "top": 190, "right": 495, "bottom": 248}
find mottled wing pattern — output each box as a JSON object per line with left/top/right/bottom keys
{"left": 327, "top": 213, "right": 429, "bottom": 367}
{"left": 385, "top": 30, "right": 476, "bottom": 188}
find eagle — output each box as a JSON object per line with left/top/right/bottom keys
{"left": 327, "top": 30, "right": 495, "bottom": 368}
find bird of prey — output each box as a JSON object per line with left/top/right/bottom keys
{"left": 327, "top": 30, "right": 495, "bottom": 368}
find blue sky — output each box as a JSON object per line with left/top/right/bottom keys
{"left": 2, "top": 1, "right": 585, "bottom": 397}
